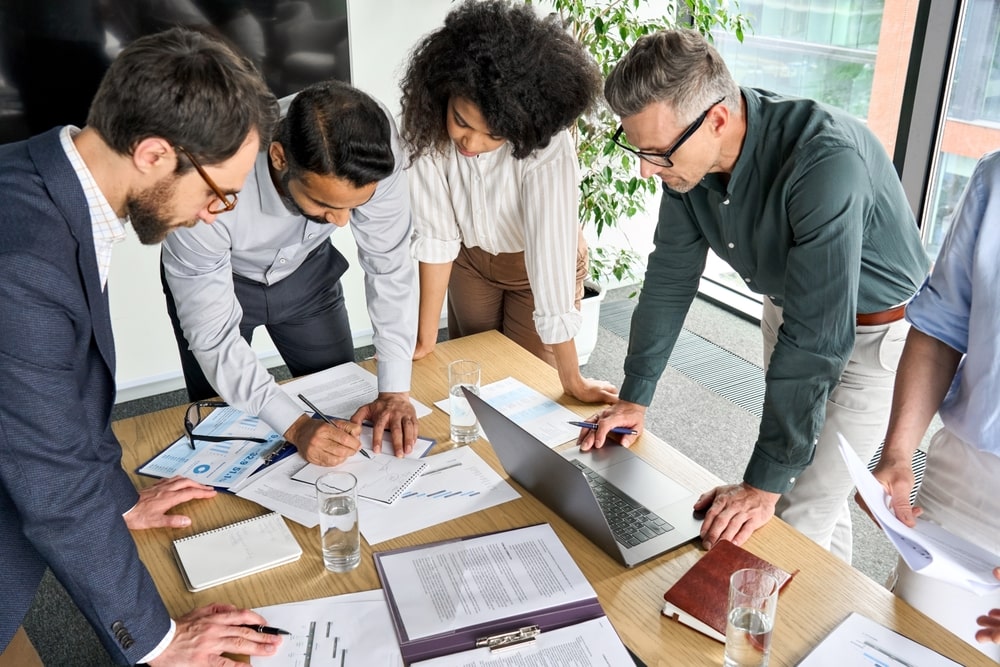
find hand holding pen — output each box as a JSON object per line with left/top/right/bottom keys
{"left": 297, "top": 394, "right": 371, "bottom": 460}
{"left": 569, "top": 421, "right": 639, "bottom": 436}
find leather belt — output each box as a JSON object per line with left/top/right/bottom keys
{"left": 856, "top": 304, "right": 907, "bottom": 326}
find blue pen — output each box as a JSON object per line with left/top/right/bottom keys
{"left": 568, "top": 421, "right": 639, "bottom": 436}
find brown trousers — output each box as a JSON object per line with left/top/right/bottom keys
{"left": 0, "top": 627, "right": 43, "bottom": 667}
{"left": 447, "top": 231, "right": 587, "bottom": 367}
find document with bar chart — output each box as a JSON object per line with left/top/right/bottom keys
{"left": 252, "top": 590, "right": 402, "bottom": 666}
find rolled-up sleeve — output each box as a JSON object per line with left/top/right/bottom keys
{"left": 521, "top": 135, "right": 582, "bottom": 345}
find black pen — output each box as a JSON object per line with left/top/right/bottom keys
{"left": 240, "top": 624, "right": 291, "bottom": 636}
{"left": 297, "top": 393, "right": 372, "bottom": 459}
{"left": 568, "top": 420, "right": 639, "bottom": 436}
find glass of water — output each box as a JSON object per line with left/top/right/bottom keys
{"left": 316, "top": 471, "right": 360, "bottom": 573}
{"left": 724, "top": 568, "right": 778, "bottom": 667}
{"left": 448, "top": 359, "right": 481, "bottom": 446}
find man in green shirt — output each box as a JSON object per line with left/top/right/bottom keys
{"left": 581, "top": 29, "right": 929, "bottom": 563}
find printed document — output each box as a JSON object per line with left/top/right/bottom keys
{"left": 798, "top": 611, "right": 960, "bottom": 666}
{"left": 434, "top": 377, "right": 581, "bottom": 448}
{"left": 411, "top": 616, "right": 633, "bottom": 667}
{"left": 838, "top": 434, "right": 1000, "bottom": 593}
{"left": 137, "top": 406, "right": 284, "bottom": 490}
{"left": 281, "top": 362, "right": 431, "bottom": 419}
{"left": 377, "top": 523, "right": 596, "bottom": 641}
{"left": 355, "top": 446, "right": 520, "bottom": 544}
{"left": 252, "top": 589, "right": 403, "bottom": 666}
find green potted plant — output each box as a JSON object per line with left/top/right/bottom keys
{"left": 525, "top": 0, "right": 749, "bottom": 363}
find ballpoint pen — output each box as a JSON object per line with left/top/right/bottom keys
{"left": 568, "top": 421, "right": 639, "bottom": 436}
{"left": 240, "top": 624, "right": 291, "bottom": 636}
{"left": 297, "top": 393, "right": 372, "bottom": 459}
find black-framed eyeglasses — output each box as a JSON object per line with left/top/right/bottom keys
{"left": 175, "top": 146, "right": 239, "bottom": 214}
{"left": 611, "top": 97, "right": 726, "bottom": 168}
{"left": 184, "top": 401, "right": 268, "bottom": 450}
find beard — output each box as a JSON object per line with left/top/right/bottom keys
{"left": 279, "top": 171, "right": 327, "bottom": 224}
{"left": 126, "top": 176, "right": 188, "bottom": 245}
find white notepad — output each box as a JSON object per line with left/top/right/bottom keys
{"left": 172, "top": 512, "right": 302, "bottom": 592}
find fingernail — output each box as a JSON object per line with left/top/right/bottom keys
{"left": 180, "top": 517, "right": 191, "bottom": 527}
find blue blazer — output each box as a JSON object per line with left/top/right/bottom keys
{"left": 0, "top": 128, "right": 171, "bottom": 663}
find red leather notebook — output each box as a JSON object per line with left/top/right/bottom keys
{"left": 662, "top": 540, "right": 796, "bottom": 642}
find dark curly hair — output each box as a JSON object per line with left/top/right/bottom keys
{"left": 399, "top": 0, "right": 600, "bottom": 160}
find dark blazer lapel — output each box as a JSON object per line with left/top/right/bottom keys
{"left": 27, "top": 129, "right": 117, "bottom": 372}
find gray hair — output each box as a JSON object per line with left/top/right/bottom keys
{"left": 604, "top": 29, "right": 741, "bottom": 123}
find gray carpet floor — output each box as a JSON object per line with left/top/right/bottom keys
{"left": 22, "top": 289, "right": 908, "bottom": 665}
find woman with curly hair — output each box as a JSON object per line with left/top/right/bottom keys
{"left": 400, "top": 0, "right": 618, "bottom": 404}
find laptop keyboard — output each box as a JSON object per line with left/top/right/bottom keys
{"left": 570, "top": 459, "right": 674, "bottom": 547}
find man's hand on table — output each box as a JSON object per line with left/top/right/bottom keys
{"left": 148, "top": 604, "right": 281, "bottom": 666}
{"left": 124, "top": 476, "right": 217, "bottom": 530}
{"left": 351, "top": 391, "right": 418, "bottom": 457}
{"left": 694, "top": 483, "right": 780, "bottom": 549}
{"left": 284, "top": 413, "right": 362, "bottom": 466}
{"left": 576, "top": 400, "right": 645, "bottom": 450}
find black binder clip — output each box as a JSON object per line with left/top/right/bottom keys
{"left": 475, "top": 626, "right": 540, "bottom": 653}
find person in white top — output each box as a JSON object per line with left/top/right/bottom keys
{"left": 400, "top": 0, "right": 618, "bottom": 404}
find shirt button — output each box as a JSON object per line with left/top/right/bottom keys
{"left": 727, "top": 242, "right": 734, "bottom": 249}
{"left": 789, "top": 477, "right": 797, "bottom": 485}
{"left": 744, "top": 277, "right": 751, "bottom": 283}
{"left": 279, "top": 258, "right": 287, "bottom": 264}
{"left": 307, "top": 233, "right": 315, "bottom": 239}
{"left": 722, "top": 198, "right": 730, "bottom": 205}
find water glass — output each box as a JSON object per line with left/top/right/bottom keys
{"left": 316, "top": 471, "right": 360, "bottom": 573}
{"left": 724, "top": 568, "right": 779, "bottom": 667}
{"left": 448, "top": 359, "right": 481, "bottom": 445}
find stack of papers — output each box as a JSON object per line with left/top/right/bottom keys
{"left": 838, "top": 434, "right": 1000, "bottom": 593}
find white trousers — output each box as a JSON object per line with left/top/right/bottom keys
{"left": 762, "top": 300, "right": 908, "bottom": 563}
{"left": 891, "top": 429, "right": 1000, "bottom": 661}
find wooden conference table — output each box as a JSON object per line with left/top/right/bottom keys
{"left": 117, "top": 331, "right": 988, "bottom": 666}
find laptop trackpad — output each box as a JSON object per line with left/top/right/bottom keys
{"left": 567, "top": 447, "right": 694, "bottom": 511}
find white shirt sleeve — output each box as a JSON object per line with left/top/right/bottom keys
{"left": 161, "top": 215, "right": 305, "bottom": 436}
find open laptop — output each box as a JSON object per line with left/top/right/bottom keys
{"left": 465, "top": 389, "right": 703, "bottom": 567}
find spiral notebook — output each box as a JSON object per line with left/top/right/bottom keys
{"left": 172, "top": 512, "right": 302, "bottom": 592}
{"left": 292, "top": 453, "right": 427, "bottom": 505}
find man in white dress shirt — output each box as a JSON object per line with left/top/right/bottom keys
{"left": 162, "top": 80, "right": 419, "bottom": 464}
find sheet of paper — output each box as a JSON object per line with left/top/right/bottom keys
{"left": 356, "top": 446, "right": 520, "bottom": 545}
{"left": 235, "top": 453, "right": 320, "bottom": 527}
{"left": 292, "top": 453, "right": 428, "bottom": 505}
{"left": 838, "top": 434, "right": 1000, "bottom": 593}
{"left": 378, "top": 524, "right": 596, "bottom": 641}
{"left": 281, "top": 362, "right": 431, "bottom": 419}
{"left": 137, "top": 405, "right": 285, "bottom": 489}
{"left": 411, "top": 616, "right": 633, "bottom": 667}
{"left": 252, "top": 589, "right": 404, "bottom": 666}
{"left": 434, "top": 376, "right": 580, "bottom": 448}
{"left": 798, "top": 611, "right": 961, "bottom": 667}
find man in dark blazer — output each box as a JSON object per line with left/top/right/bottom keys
{"left": 0, "top": 28, "right": 282, "bottom": 666}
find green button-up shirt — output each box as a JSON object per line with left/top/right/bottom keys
{"left": 621, "top": 87, "right": 930, "bottom": 493}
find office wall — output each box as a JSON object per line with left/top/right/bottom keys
{"left": 111, "top": 0, "right": 456, "bottom": 402}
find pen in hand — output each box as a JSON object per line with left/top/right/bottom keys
{"left": 568, "top": 421, "right": 639, "bottom": 436}
{"left": 240, "top": 624, "right": 291, "bottom": 636}
{"left": 297, "top": 393, "right": 372, "bottom": 459}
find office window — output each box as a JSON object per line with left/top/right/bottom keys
{"left": 920, "top": 0, "right": 1000, "bottom": 258}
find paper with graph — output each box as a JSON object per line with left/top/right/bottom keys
{"left": 838, "top": 434, "right": 1000, "bottom": 594}
{"left": 292, "top": 453, "right": 427, "bottom": 505}
{"left": 356, "top": 446, "right": 520, "bottom": 545}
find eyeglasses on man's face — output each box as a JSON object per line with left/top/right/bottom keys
{"left": 612, "top": 97, "right": 726, "bottom": 169}
{"left": 175, "top": 146, "right": 239, "bottom": 215}
{"left": 184, "top": 400, "right": 267, "bottom": 450}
